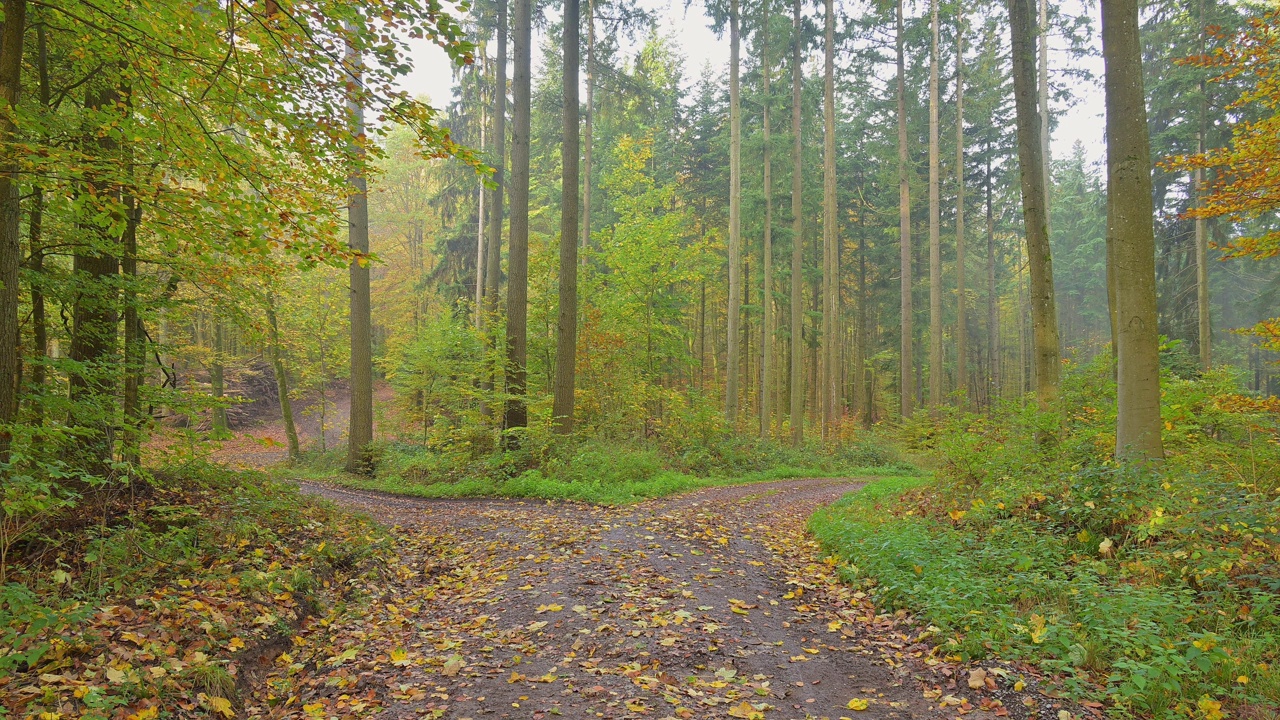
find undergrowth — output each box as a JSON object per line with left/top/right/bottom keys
{"left": 0, "top": 461, "right": 381, "bottom": 719}
{"left": 295, "top": 432, "right": 920, "bottom": 505}
{"left": 811, "top": 356, "right": 1280, "bottom": 720}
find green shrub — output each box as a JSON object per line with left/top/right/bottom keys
{"left": 811, "top": 359, "right": 1280, "bottom": 718}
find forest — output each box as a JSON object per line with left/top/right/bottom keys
{"left": 1, "top": 0, "right": 1278, "bottom": 719}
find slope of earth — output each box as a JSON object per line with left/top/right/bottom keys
{"left": 243, "top": 479, "right": 1061, "bottom": 720}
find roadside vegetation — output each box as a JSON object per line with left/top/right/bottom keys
{"left": 811, "top": 357, "right": 1280, "bottom": 719}
{"left": 290, "top": 425, "right": 919, "bottom": 505}
{"left": 1, "top": 463, "right": 381, "bottom": 719}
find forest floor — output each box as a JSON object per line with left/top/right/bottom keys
{"left": 246, "top": 478, "right": 1076, "bottom": 720}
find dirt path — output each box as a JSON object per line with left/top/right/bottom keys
{"left": 238, "top": 479, "right": 1035, "bottom": 720}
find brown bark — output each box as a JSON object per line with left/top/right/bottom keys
{"left": 581, "top": 0, "right": 594, "bottom": 265}
{"left": 1009, "top": 0, "right": 1060, "bottom": 411}
{"left": 1102, "top": 0, "right": 1163, "bottom": 460}
{"left": 344, "top": 27, "right": 374, "bottom": 473}
{"left": 266, "top": 296, "right": 300, "bottom": 462}
{"left": 0, "top": 0, "right": 27, "bottom": 460}
{"left": 505, "top": 0, "right": 532, "bottom": 431}
{"left": 726, "top": 0, "right": 742, "bottom": 425}
{"left": 896, "top": 0, "right": 913, "bottom": 418}
{"left": 789, "top": 0, "right": 804, "bottom": 444}
{"left": 760, "top": 0, "right": 773, "bottom": 439}
{"left": 483, "top": 0, "right": 506, "bottom": 407}
{"left": 822, "top": 0, "right": 838, "bottom": 436}
{"left": 928, "top": 0, "right": 942, "bottom": 411}
{"left": 955, "top": 12, "right": 968, "bottom": 407}
{"left": 552, "top": 0, "right": 580, "bottom": 433}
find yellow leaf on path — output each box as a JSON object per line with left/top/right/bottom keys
{"left": 207, "top": 696, "right": 235, "bottom": 718}
{"left": 442, "top": 654, "right": 465, "bottom": 676}
{"left": 227, "top": 637, "right": 245, "bottom": 651}
{"left": 847, "top": 698, "right": 869, "bottom": 711}
{"left": 537, "top": 603, "right": 564, "bottom": 613}
{"left": 727, "top": 701, "right": 763, "bottom": 718}
{"left": 106, "top": 668, "right": 127, "bottom": 684}
{"left": 127, "top": 707, "right": 158, "bottom": 720}
{"left": 390, "top": 648, "right": 410, "bottom": 666}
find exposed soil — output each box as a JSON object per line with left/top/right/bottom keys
{"left": 245, "top": 479, "right": 1073, "bottom": 720}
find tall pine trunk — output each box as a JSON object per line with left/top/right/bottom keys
{"left": 552, "top": 0, "right": 580, "bottom": 433}
{"left": 344, "top": 25, "right": 374, "bottom": 473}
{"left": 1195, "top": 0, "right": 1210, "bottom": 369}
{"left": 1008, "top": 0, "right": 1060, "bottom": 412}
{"left": 789, "top": 0, "right": 804, "bottom": 445}
{"left": 822, "top": 0, "right": 838, "bottom": 436}
{"left": 726, "top": 0, "right": 743, "bottom": 425}
{"left": 896, "top": 0, "right": 913, "bottom": 418}
{"left": 760, "top": 0, "right": 773, "bottom": 439}
{"left": 986, "top": 151, "right": 999, "bottom": 410}
{"left": 955, "top": 12, "right": 968, "bottom": 407}
{"left": 475, "top": 98, "right": 486, "bottom": 328}
{"left": 928, "top": 0, "right": 942, "bottom": 411}
{"left": 582, "top": 0, "right": 595, "bottom": 265}
{"left": 483, "top": 0, "right": 507, "bottom": 405}
{"left": 1102, "top": 0, "right": 1163, "bottom": 460}
{"left": 505, "top": 0, "right": 532, "bottom": 431}
{"left": 1040, "top": 0, "right": 1052, "bottom": 229}
{"left": 0, "top": 0, "right": 27, "bottom": 460}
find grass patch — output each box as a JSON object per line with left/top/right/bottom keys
{"left": 292, "top": 434, "right": 920, "bottom": 505}
{"left": 810, "top": 359, "right": 1280, "bottom": 720}
{"left": 330, "top": 463, "right": 916, "bottom": 505}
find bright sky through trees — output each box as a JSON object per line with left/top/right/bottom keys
{"left": 406, "top": 0, "right": 1107, "bottom": 163}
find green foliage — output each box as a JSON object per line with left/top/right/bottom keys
{"left": 308, "top": 425, "right": 920, "bottom": 505}
{"left": 0, "top": 461, "right": 380, "bottom": 715}
{"left": 811, "top": 362, "right": 1280, "bottom": 718}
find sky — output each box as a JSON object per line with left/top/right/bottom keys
{"left": 400, "top": 0, "right": 1108, "bottom": 166}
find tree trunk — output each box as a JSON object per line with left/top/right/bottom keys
{"left": 760, "top": 0, "right": 773, "bottom": 439}
{"left": 581, "top": 0, "right": 595, "bottom": 266}
{"left": 475, "top": 99, "right": 486, "bottom": 328}
{"left": 483, "top": 0, "right": 507, "bottom": 406}
{"left": 26, "top": 21, "right": 48, "bottom": 432}
{"left": 896, "top": 0, "right": 913, "bottom": 418}
{"left": 505, "top": 0, "right": 532, "bottom": 431}
{"left": 928, "top": 0, "right": 943, "bottom": 411}
{"left": 1040, "top": 0, "right": 1052, "bottom": 228}
{"left": 70, "top": 86, "right": 122, "bottom": 469}
{"left": 986, "top": 151, "right": 999, "bottom": 409}
{"left": 822, "top": 0, "right": 838, "bottom": 436}
{"left": 121, "top": 184, "right": 143, "bottom": 464}
{"left": 0, "top": 0, "right": 27, "bottom": 460}
{"left": 789, "top": 0, "right": 804, "bottom": 445}
{"left": 344, "top": 26, "right": 374, "bottom": 473}
{"left": 857, "top": 204, "right": 869, "bottom": 425}
{"left": 266, "top": 295, "right": 300, "bottom": 463}
{"left": 1102, "top": 0, "right": 1163, "bottom": 460}
{"left": 552, "top": 0, "right": 580, "bottom": 434}
{"left": 955, "top": 12, "right": 968, "bottom": 408}
{"left": 1195, "top": 0, "right": 1210, "bottom": 370}
{"left": 726, "top": 0, "right": 742, "bottom": 425}
{"left": 211, "top": 321, "right": 229, "bottom": 436}
{"left": 1008, "top": 0, "right": 1060, "bottom": 411}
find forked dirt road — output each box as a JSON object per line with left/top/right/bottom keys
{"left": 259, "top": 479, "right": 1041, "bottom": 720}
